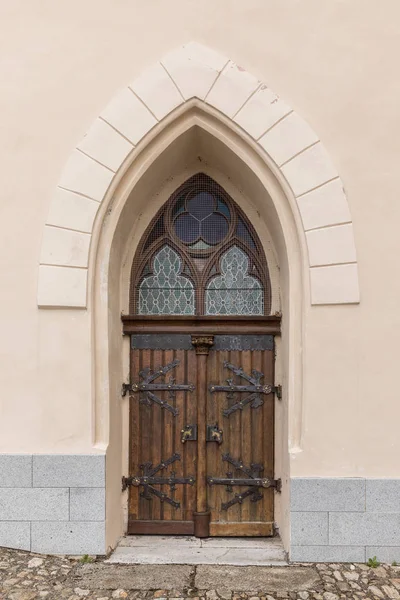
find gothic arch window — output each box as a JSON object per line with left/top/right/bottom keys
{"left": 129, "top": 174, "right": 272, "bottom": 316}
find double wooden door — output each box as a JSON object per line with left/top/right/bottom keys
{"left": 126, "top": 332, "right": 279, "bottom": 537}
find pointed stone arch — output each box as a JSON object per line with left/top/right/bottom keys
{"left": 38, "top": 42, "right": 359, "bottom": 308}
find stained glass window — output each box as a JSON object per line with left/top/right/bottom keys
{"left": 138, "top": 246, "right": 195, "bottom": 315}
{"left": 130, "top": 174, "right": 271, "bottom": 315}
{"left": 205, "top": 246, "right": 263, "bottom": 315}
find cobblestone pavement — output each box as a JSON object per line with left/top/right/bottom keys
{"left": 1, "top": 548, "right": 400, "bottom": 600}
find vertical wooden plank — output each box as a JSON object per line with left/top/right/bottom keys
{"left": 240, "top": 350, "right": 252, "bottom": 524}
{"left": 195, "top": 351, "right": 209, "bottom": 529}
{"left": 162, "top": 348, "right": 174, "bottom": 523}
{"left": 262, "top": 345, "right": 275, "bottom": 526}
{"left": 173, "top": 348, "right": 185, "bottom": 521}
{"left": 216, "top": 349, "right": 227, "bottom": 526}
{"left": 185, "top": 348, "right": 197, "bottom": 521}
{"left": 191, "top": 335, "right": 214, "bottom": 537}
{"left": 228, "top": 349, "right": 241, "bottom": 525}
{"left": 139, "top": 348, "right": 151, "bottom": 521}
{"left": 206, "top": 348, "right": 218, "bottom": 525}
{"left": 251, "top": 350, "right": 264, "bottom": 523}
{"left": 129, "top": 347, "right": 140, "bottom": 522}
{"left": 151, "top": 349, "right": 163, "bottom": 521}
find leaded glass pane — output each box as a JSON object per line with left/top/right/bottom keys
{"left": 205, "top": 246, "right": 264, "bottom": 315}
{"left": 138, "top": 246, "right": 195, "bottom": 315}
{"left": 190, "top": 240, "right": 212, "bottom": 250}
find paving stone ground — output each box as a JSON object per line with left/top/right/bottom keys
{"left": 1, "top": 547, "right": 400, "bottom": 600}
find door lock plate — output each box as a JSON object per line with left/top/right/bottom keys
{"left": 207, "top": 424, "right": 223, "bottom": 444}
{"left": 181, "top": 424, "right": 197, "bottom": 443}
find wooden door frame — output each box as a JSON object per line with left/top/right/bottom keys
{"left": 123, "top": 315, "right": 281, "bottom": 536}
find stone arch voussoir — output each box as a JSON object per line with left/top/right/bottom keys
{"left": 38, "top": 41, "right": 359, "bottom": 308}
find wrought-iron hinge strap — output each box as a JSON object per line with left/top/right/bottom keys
{"left": 122, "top": 453, "right": 195, "bottom": 509}
{"left": 123, "top": 475, "right": 196, "bottom": 488}
{"left": 209, "top": 361, "right": 281, "bottom": 417}
{"left": 207, "top": 476, "right": 280, "bottom": 489}
{"left": 221, "top": 488, "right": 263, "bottom": 511}
{"left": 121, "top": 359, "right": 195, "bottom": 417}
{"left": 222, "top": 452, "right": 262, "bottom": 477}
{"left": 207, "top": 453, "right": 281, "bottom": 511}
{"left": 210, "top": 384, "right": 275, "bottom": 394}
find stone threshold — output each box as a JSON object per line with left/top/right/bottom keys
{"left": 106, "top": 535, "right": 288, "bottom": 566}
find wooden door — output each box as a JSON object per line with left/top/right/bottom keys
{"left": 206, "top": 335, "right": 276, "bottom": 536}
{"left": 127, "top": 334, "right": 198, "bottom": 534}
{"left": 126, "top": 332, "right": 278, "bottom": 536}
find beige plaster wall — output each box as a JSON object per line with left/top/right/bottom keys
{"left": 1, "top": 0, "right": 399, "bottom": 490}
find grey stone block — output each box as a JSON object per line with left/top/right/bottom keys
{"left": 0, "top": 488, "right": 69, "bottom": 521}
{"left": 0, "top": 455, "right": 32, "bottom": 487}
{"left": 366, "top": 479, "right": 400, "bottom": 512}
{"left": 330, "top": 512, "right": 400, "bottom": 546}
{"left": 77, "top": 564, "right": 193, "bottom": 590}
{"left": 291, "top": 477, "right": 365, "bottom": 512}
{"left": 367, "top": 547, "right": 400, "bottom": 564}
{"left": 70, "top": 488, "right": 105, "bottom": 521}
{"left": 0, "top": 521, "right": 31, "bottom": 551}
{"left": 195, "top": 565, "right": 320, "bottom": 592}
{"left": 31, "top": 521, "right": 105, "bottom": 555}
{"left": 33, "top": 454, "right": 105, "bottom": 487}
{"left": 290, "top": 545, "right": 366, "bottom": 563}
{"left": 291, "top": 512, "right": 328, "bottom": 546}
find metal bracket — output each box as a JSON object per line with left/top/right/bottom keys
{"left": 181, "top": 424, "right": 197, "bottom": 443}
{"left": 121, "top": 383, "right": 131, "bottom": 397}
{"left": 206, "top": 424, "right": 223, "bottom": 444}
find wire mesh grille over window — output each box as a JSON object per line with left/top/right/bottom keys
{"left": 130, "top": 174, "right": 271, "bottom": 316}
{"left": 205, "top": 246, "right": 263, "bottom": 315}
{"left": 139, "top": 246, "right": 195, "bottom": 315}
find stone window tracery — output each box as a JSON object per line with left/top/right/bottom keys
{"left": 130, "top": 174, "right": 271, "bottom": 316}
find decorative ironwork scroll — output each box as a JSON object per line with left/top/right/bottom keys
{"left": 207, "top": 453, "right": 280, "bottom": 511}
{"left": 209, "top": 360, "right": 279, "bottom": 417}
{"left": 122, "top": 453, "right": 195, "bottom": 509}
{"left": 122, "top": 358, "right": 195, "bottom": 416}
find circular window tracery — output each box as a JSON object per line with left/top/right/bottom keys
{"left": 173, "top": 191, "right": 230, "bottom": 247}
{"left": 129, "top": 173, "right": 271, "bottom": 316}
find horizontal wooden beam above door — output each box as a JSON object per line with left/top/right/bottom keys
{"left": 121, "top": 315, "right": 281, "bottom": 335}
